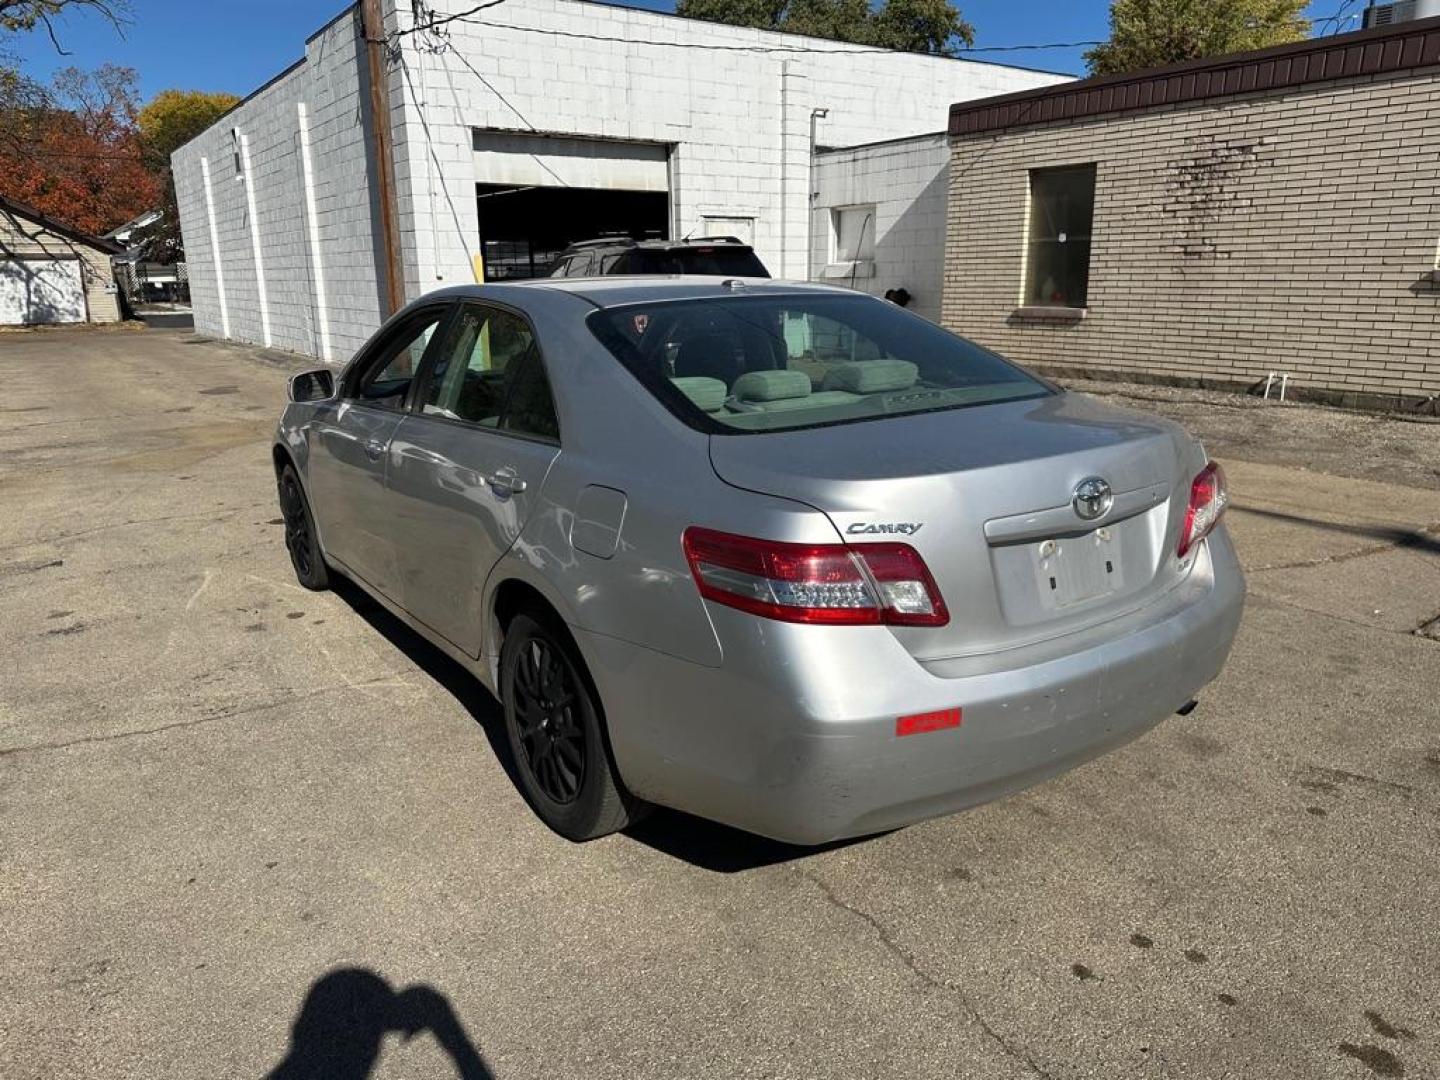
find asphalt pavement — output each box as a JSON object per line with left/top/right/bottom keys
{"left": 2, "top": 327, "right": 1437, "bottom": 1080}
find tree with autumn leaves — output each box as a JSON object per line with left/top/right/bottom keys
{"left": 0, "top": 0, "right": 236, "bottom": 256}
{"left": 0, "top": 63, "right": 160, "bottom": 237}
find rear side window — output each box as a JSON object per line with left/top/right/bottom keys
{"left": 629, "top": 248, "right": 769, "bottom": 277}
{"left": 588, "top": 294, "right": 1049, "bottom": 434}
{"left": 421, "top": 304, "right": 559, "bottom": 441}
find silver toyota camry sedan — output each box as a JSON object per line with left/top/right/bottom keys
{"left": 274, "top": 278, "right": 1244, "bottom": 845}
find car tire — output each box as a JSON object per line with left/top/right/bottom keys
{"left": 277, "top": 464, "right": 329, "bottom": 591}
{"left": 500, "top": 609, "right": 647, "bottom": 841}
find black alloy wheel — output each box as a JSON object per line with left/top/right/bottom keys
{"left": 500, "top": 610, "right": 647, "bottom": 840}
{"left": 511, "top": 635, "right": 586, "bottom": 804}
{"left": 278, "top": 464, "right": 329, "bottom": 591}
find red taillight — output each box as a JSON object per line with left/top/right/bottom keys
{"left": 1177, "top": 461, "right": 1229, "bottom": 558}
{"left": 681, "top": 527, "right": 949, "bottom": 627}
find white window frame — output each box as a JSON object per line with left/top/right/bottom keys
{"left": 829, "top": 204, "right": 876, "bottom": 264}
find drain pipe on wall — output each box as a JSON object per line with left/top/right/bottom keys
{"left": 806, "top": 107, "right": 828, "bottom": 281}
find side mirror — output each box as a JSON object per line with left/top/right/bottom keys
{"left": 288, "top": 368, "right": 335, "bottom": 404}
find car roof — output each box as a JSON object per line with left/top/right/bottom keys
{"left": 564, "top": 236, "right": 751, "bottom": 252}
{"left": 423, "top": 276, "right": 855, "bottom": 309}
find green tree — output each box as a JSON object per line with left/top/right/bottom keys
{"left": 675, "top": 0, "right": 974, "bottom": 55}
{"left": 134, "top": 89, "right": 239, "bottom": 261}
{"left": 1085, "top": 0, "right": 1309, "bottom": 76}
{"left": 137, "top": 89, "right": 239, "bottom": 169}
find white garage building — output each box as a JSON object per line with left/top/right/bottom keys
{"left": 0, "top": 196, "right": 122, "bottom": 325}
{"left": 172, "top": 0, "right": 1065, "bottom": 361}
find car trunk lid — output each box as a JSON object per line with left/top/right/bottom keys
{"left": 707, "top": 392, "right": 1206, "bottom": 661}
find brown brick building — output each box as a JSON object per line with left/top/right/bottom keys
{"left": 941, "top": 18, "right": 1440, "bottom": 411}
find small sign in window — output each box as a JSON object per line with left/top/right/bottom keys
{"left": 1024, "top": 165, "right": 1096, "bottom": 309}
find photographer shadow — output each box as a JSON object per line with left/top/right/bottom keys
{"left": 265, "top": 968, "right": 492, "bottom": 1079}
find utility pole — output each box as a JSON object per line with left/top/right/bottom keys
{"left": 360, "top": 0, "right": 404, "bottom": 317}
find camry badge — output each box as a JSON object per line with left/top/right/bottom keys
{"left": 1072, "top": 477, "right": 1113, "bottom": 521}
{"left": 847, "top": 522, "right": 923, "bottom": 536}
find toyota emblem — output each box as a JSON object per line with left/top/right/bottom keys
{"left": 1072, "top": 477, "right": 1113, "bottom": 521}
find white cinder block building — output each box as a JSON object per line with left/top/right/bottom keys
{"left": 810, "top": 132, "right": 950, "bottom": 321}
{"left": 172, "top": 0, "right": 1065, "bottom": 361}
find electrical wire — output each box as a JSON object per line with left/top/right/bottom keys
{"left": 417, "top": 17, "right": 1100, "bottom": 56}
{"left": 384, "top": 0, "right": 1102, "bottom": 58}
{"left": 391, "top": 0, "right": 511, "bottom": 38}
{"left": 387, "top": 0, "right": 1371, "bottom": 58}
{"left": 1312, "top": 0, "right": 1363, "bottom": 37}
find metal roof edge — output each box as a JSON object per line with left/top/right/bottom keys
{"left": 948, "top": 16, "right": 1440, "bottom": 138}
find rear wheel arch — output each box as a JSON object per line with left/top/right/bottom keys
{"left": 492, "top": 578, "right": 649, "bottom": 838}
{"left": 489, "top": 577, "right": 593, "bottom": 679}
{"left": 489, "top": 578, "right": 611, "bottom": 746}
{"left": 493, "top": 577, "right": 559, "bottom": 641}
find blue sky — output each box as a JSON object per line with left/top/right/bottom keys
{"left": 11, "top": 0, "right": 1359, "bottom": 102}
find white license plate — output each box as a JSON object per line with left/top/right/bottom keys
{"left": 1032, "top": 529, "right": 1124, "bottom": 608}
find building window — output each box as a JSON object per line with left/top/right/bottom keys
{"left": 831, "top": 205, "right": 876, "bottom": 263}
{"left": 1024, "top": 165, "right": 1095, "bottom": 309}
{"left": 701, "top": 215, "right": 754, "bottom": 245}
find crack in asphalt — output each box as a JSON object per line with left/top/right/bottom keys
{"left": 0, "top": 680, "right": 394, "bottom": 759}
{"left": 797, "top": 868, "right": 1056, "bottom": 1080}
{"left": 0, "top": 506, "right": 266, "bottom": 556}
{"left": 1301, "top": 764, "right": 1416, "bottom": 798}
{"left": 0, "top": 412, "right": 133, "bottom": 433}
{"left": 1241, "top": 520, "right": 1440, "bottom": 573}
{"left": 1248, "top": 590, "right": 1440, "bottom": 642}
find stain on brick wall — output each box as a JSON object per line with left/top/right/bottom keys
{"left": 1167, "top": 136, "right": 1261, "bottom": 263}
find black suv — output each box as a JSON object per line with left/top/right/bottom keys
{"left": 549, "top": 236, "right": 770, "bottom": 278}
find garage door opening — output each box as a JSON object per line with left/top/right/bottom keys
{"left": 477, "top": 184, "right": 669, "bottom": 281}
{"left": 472, "top": 130, "right": 672, "bottom": 281}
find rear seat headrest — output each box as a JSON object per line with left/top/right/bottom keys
{"left": 821, "top": 359, "right": 919, "bottom": 394}
{"left": 670, "top": 376, "right": 728, "bottom": 413}
{"left": 733, "top": 369, "right": 811, "bottom": 402}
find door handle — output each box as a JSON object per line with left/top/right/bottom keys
{"left": 363, "top": 438, "right": 386, "bottom": 461}
{"left": 487, "top": 467, "right": 527, "bottom": 496}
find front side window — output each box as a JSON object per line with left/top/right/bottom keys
{"left": 1024, "top": 164, "right": 1096, "bottom": 309}
{"left": 422, "top": 304, "right": 559, "bottom": 441}
{"left": 352, "top": 309, "right": 446, "bottom": 407}
{"left": 588, "top": 294, "right": 1049, "bottom": 435}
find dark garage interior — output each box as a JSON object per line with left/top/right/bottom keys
{"left": 476, "top": 184, "right": 669, "bottom": 280}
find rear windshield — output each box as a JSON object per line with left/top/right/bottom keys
{"left": 588, "top": 294, "right": 1050, "bottom": 434}
{"left": 623, "top": 247, "right": 770, "bottom": 278}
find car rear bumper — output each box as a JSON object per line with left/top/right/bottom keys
{"left": 579, "top": 529, "right": 1245, "bottom": 846}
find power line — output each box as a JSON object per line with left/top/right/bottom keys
{"left": 1312, "top": 0, "right": 1363, "bottom": 36}
{"left": 391, "top": 0, "right": 510, "bottom": 37}
{"left": 386, "top": 1, "right": 1099, "bottom": 58}
{"left": 960, "top": 40, "right": 1102, "bottom": 54}
{"left": 410, "top": 15, "right": 1099, "bottom": 57}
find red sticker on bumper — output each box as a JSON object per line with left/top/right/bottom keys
{"left": 896, "top": 708, "right": 962, "bottom": 737}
